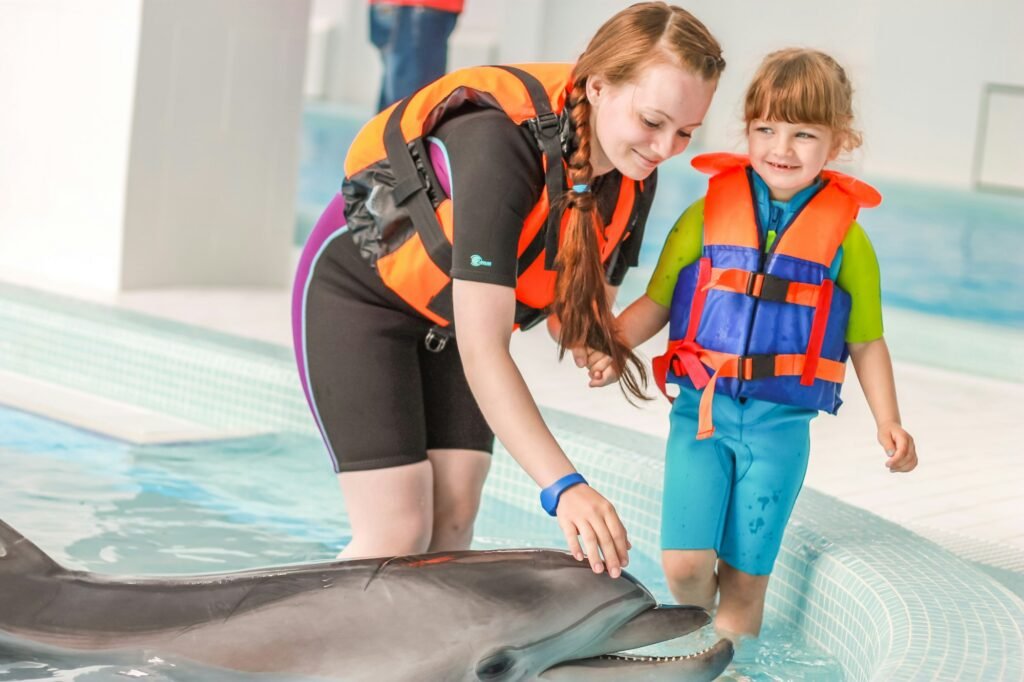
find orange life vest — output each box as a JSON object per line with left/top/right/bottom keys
{"left": 653, "top": 153, "right": 882, "bottom": 438}
{"left": 341, "top": 63, "right": 652, "bottom": 331}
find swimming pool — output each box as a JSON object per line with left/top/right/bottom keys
{"left": 295, "top": 103, "right": 1024, "bottom": 382}
{"left": 1, "top": 282, "right": 1021, "bottom": 681}
{"left": 0, "top": 405, "right": 837, "bottom": 681}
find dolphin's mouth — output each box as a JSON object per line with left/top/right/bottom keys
{"left": 593, "top": 638, "right": 727, "bottom": 663}
{"left": 537, "top": 606, "right": 735, "bottom": 681}
{"left": 539, "top": 638, "right": 734, "bottom": 680}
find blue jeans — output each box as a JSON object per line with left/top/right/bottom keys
{"left": 369, "top": 4, "right": 459, "bottom": 112}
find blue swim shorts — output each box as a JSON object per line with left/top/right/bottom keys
{"left": 660, "top": 385, "right": 816, "bottom": 575}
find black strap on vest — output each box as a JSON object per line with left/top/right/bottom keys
{"left": 493, "top": 65, "right": 568, "bottom": 271}
{"left": 625, "top": 174, "right": 656, "bottom": 268}
{"left": 383, "top": 97, "right": 452, "bottom": 275}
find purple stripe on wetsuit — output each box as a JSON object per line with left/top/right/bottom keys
{"left": 291, "top": 193, "right": 348, "bottom": 414}
{"left": 291, "top": 138, "right": 454, "bottom": 464}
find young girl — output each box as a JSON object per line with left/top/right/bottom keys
{"left": 293, "top": 3, "right": 725, "bottom": 577}
{"left": 586, "top": 48, "right": 918, "bottom": 637}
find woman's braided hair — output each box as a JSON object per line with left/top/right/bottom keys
{"left": 554, "top": 2, "right": 724, "bottom": 401}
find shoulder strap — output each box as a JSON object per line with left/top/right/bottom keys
{"left": 494, "top": 65, "right": 568, "bottom": 271}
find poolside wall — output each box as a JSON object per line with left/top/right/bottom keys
{"left": 0, "top": 0, "right": 310, "bottom": 294}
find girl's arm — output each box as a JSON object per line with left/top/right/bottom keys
{"left": 848, "top": 337, "right": 918, "bottom": 473}
{"left": 453, "top": 278, "right": 632, "bottom": 576}
{"left": 617, "top": 294, "right": 671, "bottom": 347}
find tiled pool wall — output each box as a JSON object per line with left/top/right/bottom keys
{"left": 1, "top": 281, "right": 1022, "bottom": 681}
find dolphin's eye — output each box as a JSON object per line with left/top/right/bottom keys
{"left": 475, "top": 652, "right": 514, "bottom": 680}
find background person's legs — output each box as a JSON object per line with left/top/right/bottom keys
{"left": 370, "top": 4, "right": 459, "bottom": 111}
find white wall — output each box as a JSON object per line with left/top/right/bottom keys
{"left": 0, "top": 0, "right": 311, "bottom": 295}
{"left": 0, "top": 1, "right": 141, "bottom": 293}
{"left": 121, "top": 0, "right": 310, "bottom": 289}
{"left": 309, "top": 0, "right": 1024, "bottom": 189}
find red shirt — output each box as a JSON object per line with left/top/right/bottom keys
{"left": 370, "top": 0, "right": 464, "bottom": 13}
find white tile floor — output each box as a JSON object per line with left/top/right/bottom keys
{"left": 112, "top": 285, "right": 1024, "bottom": 559}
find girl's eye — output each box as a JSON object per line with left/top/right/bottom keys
{"left": 796, "top": 131, "right": 817, "bottom": 139}
{"left": 756, "top": 126, "right": 773, "bottom": 135}
{"left": 641, "top": 117, "right": 661, "bottom": 129}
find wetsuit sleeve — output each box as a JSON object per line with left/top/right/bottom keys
{"left": 645, "top": 198, "right": 705, "bottom": 308}
{"left": 606, "top": 171, "right": 658, "bottom": 287}
{"left": 433, "top": 108, "right": 544, "bottom": 287}
{"left": 837, "top": 221, "right": 884, "bottom": 343}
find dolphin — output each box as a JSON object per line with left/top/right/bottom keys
{"left": 0, "top": 519, "right": 733, "bottom": 681}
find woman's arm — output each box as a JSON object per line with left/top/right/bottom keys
{"left": 848, "top": 337, "right": 918, "bottom": 473}
{"left": 454, "top": 279, "right": 631, "bottom": 576}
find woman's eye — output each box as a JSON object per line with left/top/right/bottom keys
{"left": 641, "top": 117, "right": 660, "bottom": 129}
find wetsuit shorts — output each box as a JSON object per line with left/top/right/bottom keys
{"left": 292, "top": 195, "right": 494, "bottom": 473}
{"left": 661, "top": 385, "right": 815, "bottom": 575}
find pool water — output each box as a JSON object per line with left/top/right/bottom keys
{"left": 0, "top": 405, "right": 843, "bottom": 681}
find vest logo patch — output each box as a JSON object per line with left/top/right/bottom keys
{"left": 470, "top": 254, "right": 493, "bottom": 268}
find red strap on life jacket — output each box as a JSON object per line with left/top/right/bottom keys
{"left": 801, "top": 279, "right": 834, "bottom": 386}
{"left": 686, "top": 257, "right": 712, "bottom": 341}
{"left": 652, "top": 257, "right": 713, "bottom": 403}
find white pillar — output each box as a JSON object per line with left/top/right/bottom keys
{"left": 0, "top": 0, "right": 311, "bottom": 294}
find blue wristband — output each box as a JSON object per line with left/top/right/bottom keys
{"left": 540, "top": 473, "right": 588, "bottom": 516}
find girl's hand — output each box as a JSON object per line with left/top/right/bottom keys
{"left": 556, "top": 484, "right": 632, "bottom": 578}
{"left": 570, "top": 348, "right": 619, "bottom": 387}
{"left": 878, "top": 422, "right": 918, "bottom": 473}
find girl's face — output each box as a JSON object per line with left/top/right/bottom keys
{"left": 587, "top": 61, "right": 717, "bottom": 181}
{"left": 747, "top": 119, "right": 839, "bottom": 200}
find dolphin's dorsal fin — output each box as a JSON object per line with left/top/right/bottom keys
{"left": 0, "top": 519, "right": 62, "bottom": 574}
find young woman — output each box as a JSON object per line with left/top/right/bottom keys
{"left": 293, "top": 2, "right": 724, "bottom": 577}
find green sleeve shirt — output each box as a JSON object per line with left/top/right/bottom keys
{"left": 645, "top": 198, "right": 884, "bottom": 343}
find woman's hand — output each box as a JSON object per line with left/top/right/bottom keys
{"left": 877, "top": 421, "right": 918, "bottom": 473}
{"left": 570, "top": 347, "right": 619, "bottom": 387}
{"left": 555, "top": 484, "right": 631, "bottom": 577}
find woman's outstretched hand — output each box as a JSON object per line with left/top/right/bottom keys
{"left": 555, "top": 484, "right": 631, "bottom": 578}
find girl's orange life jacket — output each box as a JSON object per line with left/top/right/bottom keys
{"left": 654, "top": 153, "right": 882, "bottom": 439}
{"left": 341, "top": 63, "right": 653, "bottom": 331}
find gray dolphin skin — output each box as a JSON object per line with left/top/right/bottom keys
{"left": 0, "top": 519, "right": 733, "bottom": 681}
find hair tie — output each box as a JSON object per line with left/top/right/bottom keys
{"left": 572, "top": 183, "right": 590, "bottom": 194}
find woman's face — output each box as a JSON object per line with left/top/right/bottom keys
{"left": 586, "top": 61, "right": 717, "bottom": 180}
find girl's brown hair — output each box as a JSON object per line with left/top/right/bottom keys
{"left": 744, "top": 48, "right": 862, "bottom": 153}
{"left": 556, "top": 2, "right": 724, "bottom": 401}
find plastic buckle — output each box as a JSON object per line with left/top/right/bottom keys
{"left": 744, "top": 272, "right": 759, "bottom": 296}
{"left": 424, "top": 327, "right": 450, "bottom": 353}
{"left": 758, "top": 274, "right": 790, "bottom": 302}
{"left": 406, "top": 139, "right": 441, "bottom": 207}
{"left": 739, "top": 354, "right": 775, "bottom": 380}
{"left": 528, "top": 111, "right": 561, "bottom": 142}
